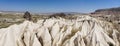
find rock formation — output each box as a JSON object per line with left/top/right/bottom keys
{"left": 0, "top": 16, "right": 120, "bottom": 46}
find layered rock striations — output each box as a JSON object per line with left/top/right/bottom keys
{"left": 0, "top": 16, "right": 120, "bottom": 46}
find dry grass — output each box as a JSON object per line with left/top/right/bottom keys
{"left": 0, "top": 14, "right": 24, "bottom": 28}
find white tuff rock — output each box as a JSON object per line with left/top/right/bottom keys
{"left": 0, "top": 16, "right": 120, "bottom": 46}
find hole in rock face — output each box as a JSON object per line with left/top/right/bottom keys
{"left": 109, "top": 20, "right": 112, "bottom": 22}
{"left": 83, "top": 38, "right": 87, "bottom": 45}
{"left": 109, "top": 34, "right": 113, "bottom": 39}
{"left": 108, "top": 42, "right": 113, "bottom": 46}
{"left": 118, "top": 22, "right": 120, "bottom": 24}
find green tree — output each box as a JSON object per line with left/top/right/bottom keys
{"left": 23, "top": 11, "right": 32, "bottom": 21}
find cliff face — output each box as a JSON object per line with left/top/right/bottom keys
{"left": 0, "top": 16, "right": 120, "bottom": 46}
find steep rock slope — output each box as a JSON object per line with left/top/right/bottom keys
{"left": 0, "top": 16, "right": 120, "bottom": 46}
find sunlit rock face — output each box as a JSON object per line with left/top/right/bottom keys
{"left": 0, "top": 16, "right": 120, "bottom": 46}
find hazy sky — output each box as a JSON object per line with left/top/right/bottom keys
{"left": 0, "top": 0, "right": 120, "bottom": 13}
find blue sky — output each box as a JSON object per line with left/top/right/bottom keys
{"left": 0, "top": 0, "right": 120, "bottom": 13}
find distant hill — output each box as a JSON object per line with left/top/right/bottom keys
{"left": 91, "top": 7, "right": 120, "bottom": 15}
{"left": 0, "top": 11, "right": 25, "bottom": 15}
{"left": 0, "top": 11, "right": 24, "bottom": 14}
{"left": 0, "top": 11, "right": 88, "bottom": 15}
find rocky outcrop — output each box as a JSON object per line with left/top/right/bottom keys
{"left": 0, "top": 16, "right": 120, "bottom": 46}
